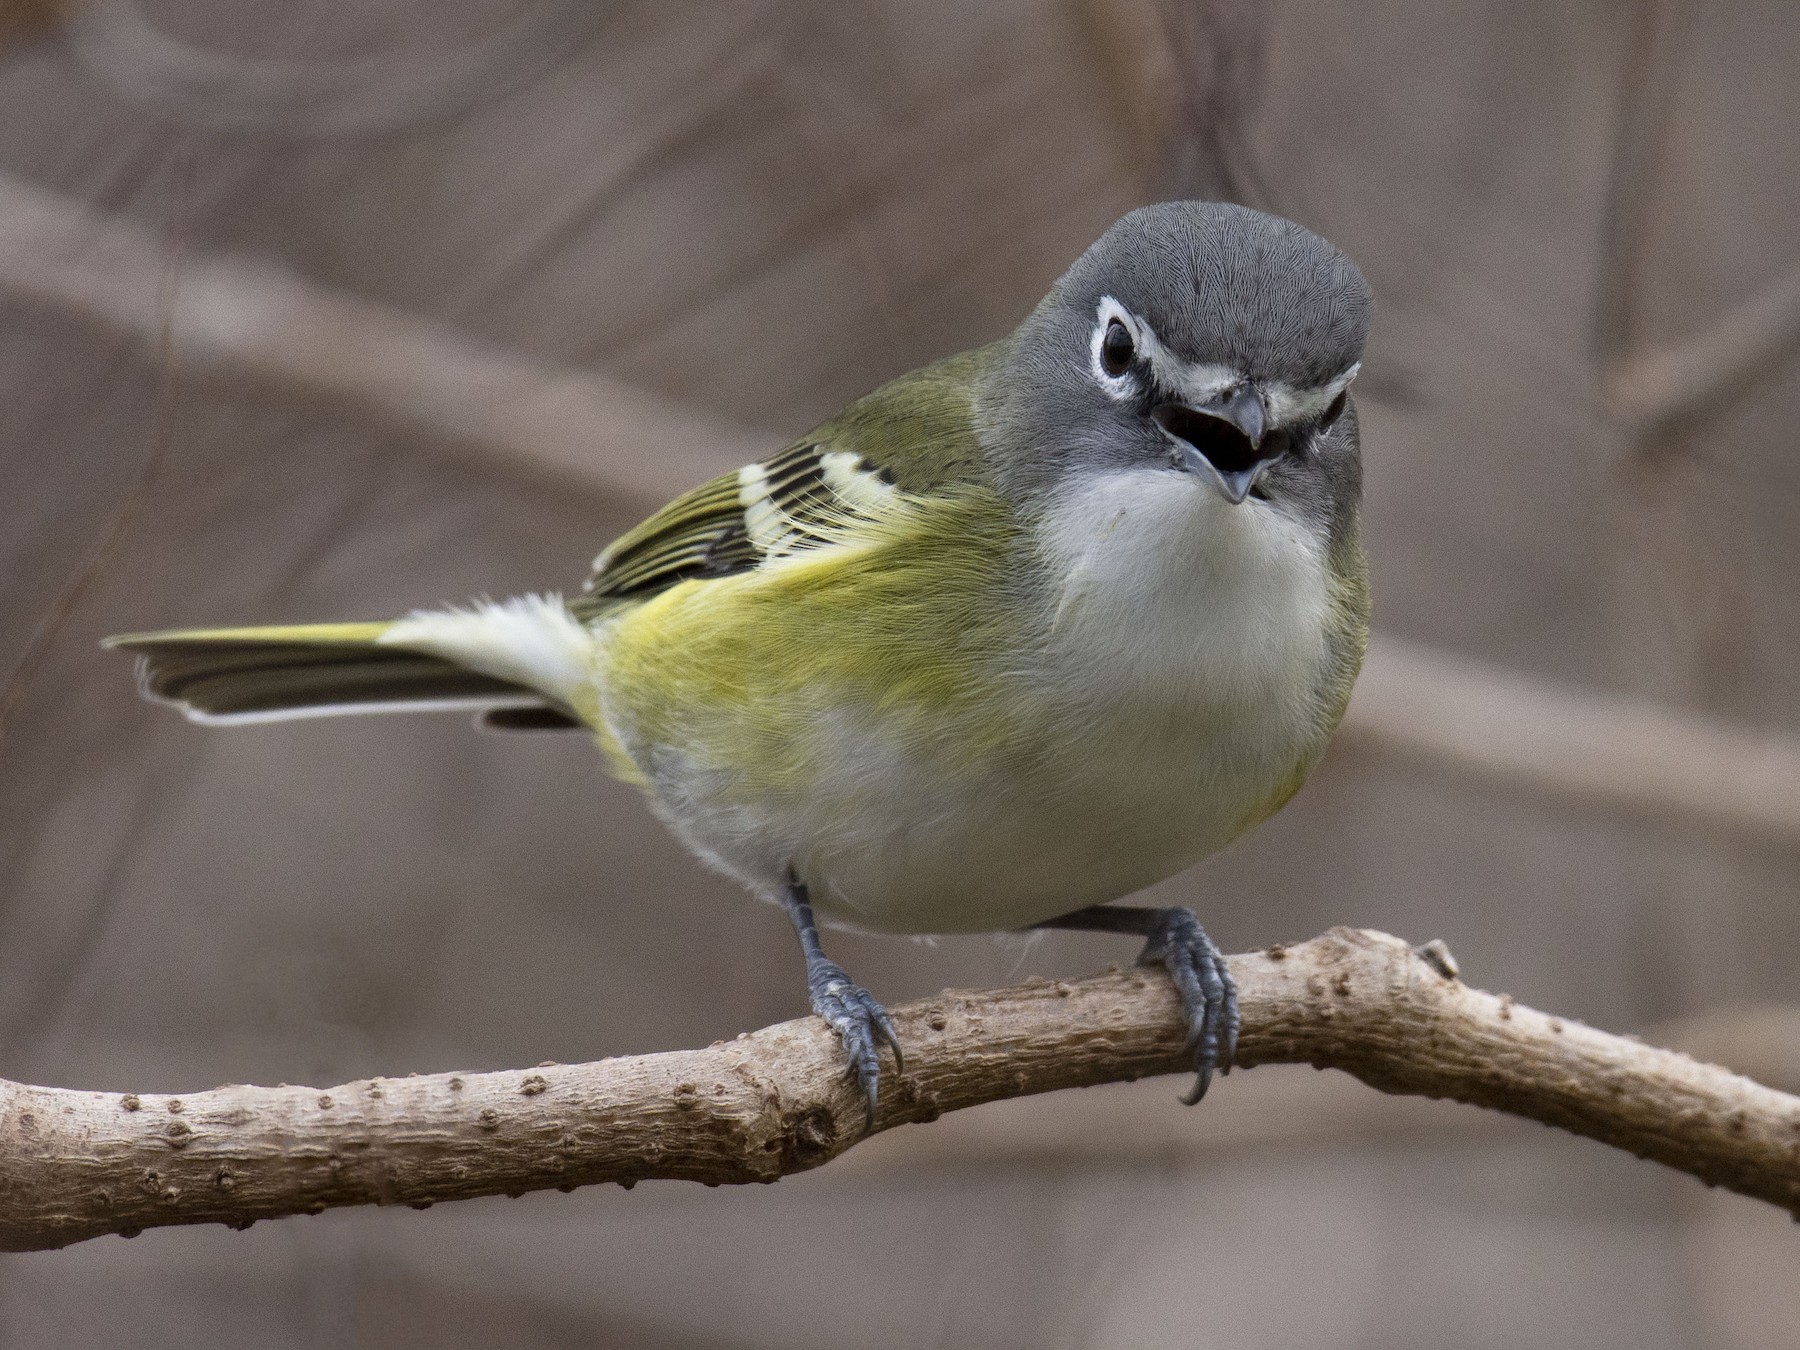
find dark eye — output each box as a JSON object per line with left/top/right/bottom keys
{"left": 1320, "top": 390, "right": 1348, "bottom": 428}
{"left": 1100, "top": 319, "right": 1135, "bottom": 376}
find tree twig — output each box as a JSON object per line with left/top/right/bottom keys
{"left": 2, "top": 928, "right": 1795, "bottom": 1253}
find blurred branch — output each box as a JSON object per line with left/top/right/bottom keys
{"left": 1152, "top": 0, "right": 1275, "bottom": 208}
{"left": 0, "top": 169, "right": 771, "bottom": 508}
{"left": 0, "top": 0, "right": 70, "bottom": 47}
{"left": 1072, "top": 0, "right": 1181, "bottom": 179}
{"left": 1605, "top": 264, "right": 1800, "bottom": 437}
{"left": 1592, "top": 0, "right": 1689, "bottom": 374}
{"left": 3, "top": 927, "right": 1797, "bottom": 1252}
{"left": 55, "top": 0, "right": 609, "bottom": 136}
{"left": 0, "top": 151, "right": 187, "bottom": 759}
{"left": 2, "top": 174, "right": 1795, "bottom": 841}
{"left": 1342, "top": 638, "right": 1800, "bottom": 844}
{"left": 1074, "top": 0, "right": 1273, "bottom": 205}
{"left": 1594, "top": 0, "right": 1800, "bottom": 438}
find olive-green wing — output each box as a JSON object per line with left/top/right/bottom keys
{"left": 571, "top": 346, "right": 998, "bottom": 618}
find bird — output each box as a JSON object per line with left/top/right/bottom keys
{"left": 109, "top": 201, "right": 1373, "bottom": 1125}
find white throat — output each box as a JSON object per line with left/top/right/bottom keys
{"left": 1034, "top": 467, "right": 1333, "bottom": 717}
{"left": 1029, "top": 468, "right": 1339, "bottom": 802}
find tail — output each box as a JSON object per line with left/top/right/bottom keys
{"left": 106, "top": 599, "right": 593, "bottom": 730}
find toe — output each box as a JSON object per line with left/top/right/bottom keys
{"left": 1142, "top": 910, "right": 1238, "bottom": 1104}
{"left": 1179, "top": 1063, "right": 1213, "bottom": 1106}
{"left": 834, "top": 1014, "right": 881, "bottom": 1128}
{"left": 1219, "top": 968, "right": 1241, "bottom": 1073}
{"left": 808, "top": 973, "right": 901, "bottom": 1132}
{"left": 868, "top": 1000, "right": 905, "bottom": 1075}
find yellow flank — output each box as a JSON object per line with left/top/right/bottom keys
{"left": 595, "top": 484, "right": 1032, "bottom": 796}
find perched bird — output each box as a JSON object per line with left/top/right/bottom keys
{"left": 110, "top": 201, "right": 1372, "bottom": 1122}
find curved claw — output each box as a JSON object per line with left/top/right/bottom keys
{"left": 809, "top": 965, "right": 903, "bottom": 1131}
{"left": 1136, "top": 910, "right": 1239, "bottom": 1105}
{"left": 872, "top": 1005, "right": 905, "bottom": 1076}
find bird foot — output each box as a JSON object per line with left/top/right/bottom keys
{"left": 1136, "top": 909, "right": 1239, "bottom": 1103}
{"left": 806, "top": 959, "right": 903, "bottom": 1130}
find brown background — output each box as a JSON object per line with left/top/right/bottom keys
{"left": 1, "top": 1, "right": 1797, "bottom": 1345}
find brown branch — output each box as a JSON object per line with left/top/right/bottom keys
{"left": 3, "top": 928, "right": 1796, "bottom": 1253}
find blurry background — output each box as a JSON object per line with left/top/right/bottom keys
{"left": 1, "top": 0, "right": 1798, "bottom": 1345}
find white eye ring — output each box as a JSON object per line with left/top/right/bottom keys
{"left": 1090, "top": 296, "right": 1141, "bottom": 400}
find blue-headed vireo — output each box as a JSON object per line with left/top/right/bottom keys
{"left": 111, "top": 202, "right": 1373, "bottom": 1122}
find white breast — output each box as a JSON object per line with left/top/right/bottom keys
{"left": 775, "top": 469, "right": 1337, "bottom": 933}
{"left": 1033, "top": 468, "right": 1335, "bottom": 751}
{"left": 977, "top": 469, "right": 1335, "bottom": 903}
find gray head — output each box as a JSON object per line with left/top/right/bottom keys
{"left": 980, "top": 202, "right": 1372, "bottom": 544}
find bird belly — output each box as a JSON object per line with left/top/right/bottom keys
{"left": 605, "top": 711, "right": 1277, "bottom": 935}
{"left": 765, "top": 710, "right": 1303, "bottom": 934}
{"left": 595, "top": 469, "right": 1348, "bottom": 934}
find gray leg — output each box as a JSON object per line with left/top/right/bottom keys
{"left": 783, "top": 876, "right": 903, "bottom": 1129}
{"left": 1033, "top": 905, "right": 1238, "bottom": 1103}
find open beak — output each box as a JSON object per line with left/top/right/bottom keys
{"left": 1152, "top": 385, "right": 1278, "bottom": 504}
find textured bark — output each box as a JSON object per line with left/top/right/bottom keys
{"left": 2, "top": 927, "right": 1796, "bottom": 1252}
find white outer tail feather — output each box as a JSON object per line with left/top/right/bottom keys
{"left": 177, "top": 694, "right": 550, "bottom": 727}
{"left": 379, "top": 594, "right": 596, "bottom": 712}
